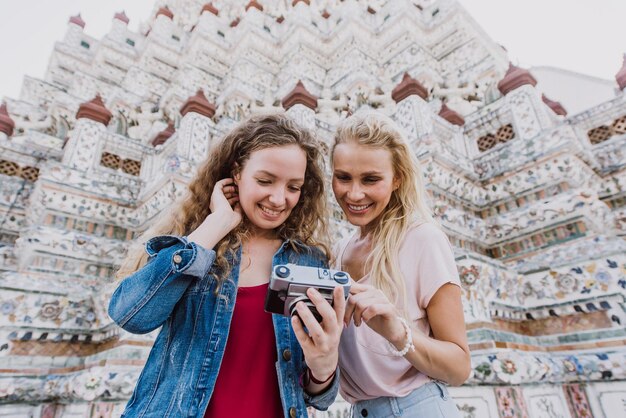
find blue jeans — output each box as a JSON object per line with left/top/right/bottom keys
{"left": 351, "top": 381, "right": 461, "bottom": 417}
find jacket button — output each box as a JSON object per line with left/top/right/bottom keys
{"left": 173, "top": 254, "right": 182, "bottom": 264}
{"left": 361, "top": 409, "right": 368, "bottom": 417}
{"left": 282, "top": 349, "right": 292, "bottom": 361}
{"left": 289, "top": 407, "right": 297, "bottom": 418}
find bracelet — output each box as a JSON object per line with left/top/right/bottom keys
{"left": 301, "top": 367, "right": 336, "bottom": 387}
{"left": 387, "top": 316, "right": 416, "bottom": 357}
{"left": 309, "top": 367, "right": 336, "bottom": 385}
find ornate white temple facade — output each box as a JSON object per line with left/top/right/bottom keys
{"left": 1, "top": 0, "right": 625, "bottom": 416}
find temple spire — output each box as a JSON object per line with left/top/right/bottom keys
{"left": 69, "top": 14, "right": 85, "bottom": 28}
{"left": 76, "top": 95, "right": 113, "bottom": 126}
{"left": 282, "top": 81, "right": 317, "bottom": 110}
{"left": 156, "top": 6, "right": 174, "bottom": 20}
{"left": 201, "top": 3, "right": 219, "bottom": 16}
{"left": 180, "top": 90, "right": 216, "bottom": 118}
{"left": 497, "top": 62, "right": 537, "bottom": 95}
{"left": 114, "top": 11, "right": 129, "bottom": 24}
{"left": 246, "top": 1, "right": 264, "bottom": 12}
{"left": 391, "top": 73, "right": 428, "bottom": 102}
{"left": 0, "top": 103, "right": 16, "bottom": 137}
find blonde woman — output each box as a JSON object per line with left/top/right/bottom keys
{"left": 109, "top": 114, "right": 344, "bottom": 418}
{"left": 331, "top": 112, "right": 470, "bottom": 417}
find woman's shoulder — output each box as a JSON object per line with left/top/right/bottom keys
{"left": 404, "top": 221, "right": 448, "bottom": 243}
{"left": 400, "top": 222, "right": 454, "bottom": 258}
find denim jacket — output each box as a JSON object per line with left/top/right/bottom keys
{"left": 108, "top": 235, "right": 339, "bottom": 418}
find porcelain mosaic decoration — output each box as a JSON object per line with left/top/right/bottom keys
{"left": 0, "top": 0, "right": 625, "bottom": 416}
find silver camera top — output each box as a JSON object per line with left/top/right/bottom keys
{"left": 265, "top": 263, "right": 351, "bottom": 320}
{"left": 271, "top": 264, "right": 350, "bottom": 287}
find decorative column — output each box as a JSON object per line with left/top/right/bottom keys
{"left": 63, "top": 14, "right": 85, "bottom": 45}
{"left": 140, "top": 122, "right": 176, "bottom": 183}
{"left": 151, "top": 6, "right": 174, "bottom": 39}
{"left": 282, "top": 80, "right": 317, "bottom": 130}
{"left": 243, "top": 1, "right": 265, "bottom": 27}
{"left": 62, "top": 95, "right": 112, "bottom": 171}
{"left": 177, "top": 90, "right": 216, "bottom": 165}
{"left": 291, "top": 0, "right": 313, "bottom": 24}
{"left": 497, "top": 63, "right": 552, "bottom": 139}
{"left": 109, "top": 11, "right": 129, "bottom": 42}
{"left": 439, "top": 103, "right": 469, "bottom": 156}
{"left": 391, "top": 72, "right": 433, "bottom": 147}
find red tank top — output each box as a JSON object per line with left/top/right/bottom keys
{"left": 204, "top": 283, "right": 284, "bottom": 418}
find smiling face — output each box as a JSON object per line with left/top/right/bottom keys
{"left": 332, "top": 141, "right": 398, "bottom": 233}
{"left": 235, "top": 144, "right": 307, "bottom": 236}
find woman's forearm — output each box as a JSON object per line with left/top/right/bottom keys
{"left": 395, "top": 330, "right": 471, "bottom": 386}
{"left": 187, "top": 213, "right": 233, "bottom": 250}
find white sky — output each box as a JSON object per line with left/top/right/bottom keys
{"left": 0, "top": 0, "right": 624, "bottom": 101}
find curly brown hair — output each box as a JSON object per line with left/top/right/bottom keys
{"left": 117, "top": 113, "right": 330, "bottom": 282}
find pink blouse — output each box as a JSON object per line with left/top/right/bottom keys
{"left": 335, "top": 222, "right": 461, "bottom": 403}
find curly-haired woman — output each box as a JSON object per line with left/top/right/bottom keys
{"left": 109, "top": 114, "right": 344, "bottom": 418}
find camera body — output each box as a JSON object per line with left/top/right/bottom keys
{"left": 265, "top": 264, "right": 351, "bottom": 321}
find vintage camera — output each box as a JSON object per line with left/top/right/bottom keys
{"left": 265, "top": 264, "right": 351, "bottom": 322}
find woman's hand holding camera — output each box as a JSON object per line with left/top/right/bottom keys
{"left": 188, "top": 178, "right": 242, "bottom": 249}
{"left": 291, "top": 286, "right": 346, "bottom": 394}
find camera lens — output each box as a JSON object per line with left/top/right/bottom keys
{"left": 289, "top": 295, "right": 323, "bottom": 322}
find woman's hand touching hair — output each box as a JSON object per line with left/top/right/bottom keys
{"left": 188, "top": 178, "right": 242, "bottom": 250}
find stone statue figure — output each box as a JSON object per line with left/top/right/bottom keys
{"left": 317, "top": 84, "right": 347, "bottom": 122}
{"left": 127, "top": 102, "right": 165, "bottom": 142}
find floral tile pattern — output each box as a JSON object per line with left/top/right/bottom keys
{"left": 563, "top": 384, "right": 593, "bottom": 418}
{"left": 0, "top": 0, "right": 624, "bottom": 416}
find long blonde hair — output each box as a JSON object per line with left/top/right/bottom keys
{"left": 117, "top": 113, "right": 330, "bottom": 281}
{"left": 331, "top": 112, "right": 434, "bottom": 311}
